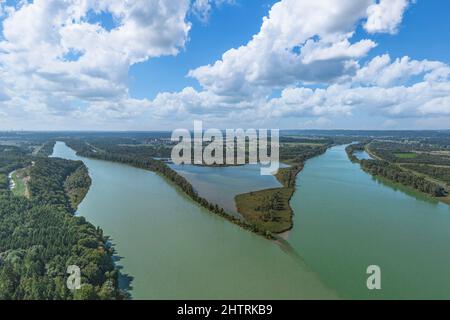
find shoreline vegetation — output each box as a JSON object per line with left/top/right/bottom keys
{"left": 235, "top": 164, "right": 303, "bottom": 233}
{"left": 62, "top": 139, "right": 279, "bottom": 240}
{"left": 64, "top": 164, "right": 92, "bottom": 211}
{"left": 0, "top": 142, "right": 122, "bottom": 299}
{"left": 235, "top": 147, "right": 329, "bottom": 234}
{"left": 1, "top": 131, "right": 450, "bottom": 300}
{"left": 346, "top": 143, "right": 450, "bottom": 204}
{"left": 63, "top": 138, "right": 335, "bottom": 236}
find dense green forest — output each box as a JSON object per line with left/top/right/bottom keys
{"left": 1, "top": 131, "right": 449, "bottom": 300}
{"left": 35, "top": 141, "right": 56, "bottom": 157}
{"left": 360, "top": 160, "right": 447, "bottom": 197}
{"left": 0, "top": 144, "right": 121, "bottom": 300}
{"left": 0, "top": 145, "right": 32, "bottom": 191}
{"left": 64, "top": 165, "right": 92, "bottom": 210}
{"left": 28, "top": 158, "right": 92, "bottom": 213}
{"left": 280, "top": 144, "right": 330, "bottom": 164}
{"left": 401, "top": 164, "right": 450, "bottom": 186}
{"left": 28, "top": 158, "right": 84, "bottom": 212}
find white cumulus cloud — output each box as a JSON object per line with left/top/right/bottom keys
{"left": 188, "top": 0, "right": 375, "bottom": 98}
{"left": 0, "top": 0, "right": 194, "bottom": 126}
{"left": 192, "top": 0, "right": 234, "bottom": 22}
{"left": 364, "top": 0, "right": 410, "bottom": 34}
{"left": 2, "top": 0, "right": 448, "bottom": 130}
{"left": 354, "top": 54, "right": 450, "bottom": 87}
{"left": 267, "top": 56, "right": 450, "bottom": 120}
{"left": 149, "top": 0, "right": 450, "bottom": 129}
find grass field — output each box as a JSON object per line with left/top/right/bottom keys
{"left": 281, "top": 142, "right": 325, "bottom": 147}
{"left": 394, "top": 152, "right": 418, "bottom": 159}
{"left": 11, "top": 169, "right": 29, "bottom": 197}
{"left": 235, "top": 187, "right": 294, "bottom": 233}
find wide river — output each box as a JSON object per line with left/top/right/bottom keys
{"left": 53, "top": 142, "right": 450, "bottom": 299}
{"left": 52, "top": 142, "right": 335, "bottom": 299}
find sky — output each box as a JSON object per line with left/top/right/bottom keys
{"left": 0, "top": 0, "right": 449, "bottom": 130}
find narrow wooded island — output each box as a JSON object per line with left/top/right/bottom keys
{"left": 236, "top": 140, "right": 332, "bottom": 233}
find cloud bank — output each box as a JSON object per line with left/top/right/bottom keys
{"left": 0, "top": 0, "right": 449, "bottom": 129}
{"left": 149, "top": 0, "right": 450, "bottom": 129}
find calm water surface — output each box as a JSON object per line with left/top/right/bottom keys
{"left": 354, "top": 150, "right": 373, "bottom": 160}
{"left": 52, "top": 142, "right": 335, "bottom": 299}
{"left": 53, "top": 142, "right": 450, "bottom": 299}
{"left": 168, "top": 163, "right": 284, "bottom": 215}
{"left": 289, "top": 145, "right": 450, "bottom": 299}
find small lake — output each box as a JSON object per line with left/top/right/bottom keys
{"left": 354, "top": 150, "right": 373, "bottom": 160}
{"left": 168, "top": 164, "right": 284, "bottom": 215}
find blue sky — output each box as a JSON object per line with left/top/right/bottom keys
{"left": 0, "top": 0, "right": 449, "bottom": 130}
{"left": 132, "top": 0, "right": 450, "bottom": 100}
{"left": 355, "top": 0, "right": 450, "bottom": 63}
{"left": 129, "top": 1, "right": 278, "bottom": 99}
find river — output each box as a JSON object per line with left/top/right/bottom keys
{"left": 52, "top": 142, "right": 335, "bottom": 299}
{"left": 53, "top": 142, "right": 450, "bottom": 299}
{"left": 288, "top": 145, "right": 450, "bottom": 299}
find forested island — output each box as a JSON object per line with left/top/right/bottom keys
{"left": 235, "top": 141, "right": 331, "bottom": 233}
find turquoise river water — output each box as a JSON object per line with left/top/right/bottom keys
{"left": 53, "top": 142, "right": 450, "bottom": 299}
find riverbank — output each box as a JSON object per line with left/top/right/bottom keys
{"left": 51, "top": 141, "right": 337, "bottom": 299}
{"left": 62, "top": 138, "right": 338, "bottom": 236}
{"left": 61, "top": 139, "right": 277, "bottom": 240}
{"left": 288, "top": 144, "right": 450, "bottom": 299}
{"left": 168, "top": 163, "right": 283, "bottom": 216}
{"left": 235, "top": 165, "right": 301, "bottom": 233}
{"left": 236, "top": 187, "right": 294, "bottom": 233}
{"left": 347, "top": 143, "right": 450, "bottom": 205}
{"left": 234, "top": 146, "right": 330, "bottom": 234}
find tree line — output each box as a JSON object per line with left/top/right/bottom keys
{"left": 63, "top": 138, "right": 333, "bottom": 237}
{"left": 361, "top": 160, "right": 447, "bottom": 197}
{"left": 346, "top": 143, "right": 448, "bottom": 198}
{"left": 369, "top": 141, "right": 450, "bottom": 166}
{"left": 401, "top": 164, "right": 450, "bottom": 186}
{"left": 63, "top": 139, "right": 277, "bottom": 239}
